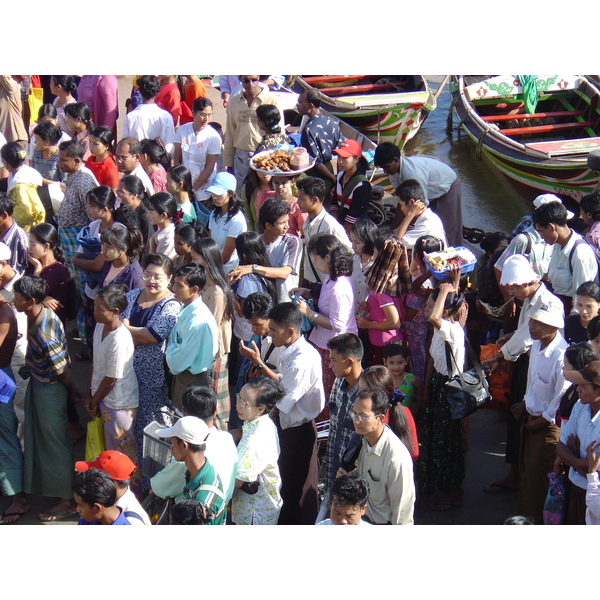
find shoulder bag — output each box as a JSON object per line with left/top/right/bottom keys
{"left": 444, "top": 338, "right": 490, "bottom": 420}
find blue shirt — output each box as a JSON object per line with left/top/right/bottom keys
{"left": 78, "top": 506, "right": 132, "bottom": 525}
{"left": 165, "top": 296, "right": 219, "bottom": 375}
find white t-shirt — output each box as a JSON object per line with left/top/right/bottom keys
{"left": 317, "top": 518, "right": 371, "bottom": 525}
{"left": 400, "top": 208, "right": 448, "bottom": 250}
{"left": 429, "top": 318, "right": 465, "bottom": 377}
{"left": 175, "top": 123, "right": 222, "bottom": 200}
{"left": 127, "top": 162, "right": 155, "bottom": 196}
{"left": 116, "top": 488, "right": 152, "bottom": 525}
{"left": 122, "top": 103, "right": 176, "bottom": 155}
{"left": 265, "top": 234, "right": 302, "bottom": 304}
{"left": 91, "top": 324, "right": 139, "bottom": 410}
{"left": 209, "top": 209, "right": 247, "bottom": 272}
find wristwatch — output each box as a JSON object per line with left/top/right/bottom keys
{"left": 312, "top": 312, "right": 320, "bottom": 320}
{"left": 256, "top": 362, "right": 265, "bottom": 370}
{"left": 252, "top": 264, "right": 258, "bottom": 273}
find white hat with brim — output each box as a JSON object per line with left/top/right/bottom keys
{"left": 528, "top": 299, "right": 564, "bottom": 329}
{"left": 155, "top": 416, "right": 209, "bottom": 445}
{"left": 500, "top": 254, "right": 540, "bottom": 286}
{"left": 533, "top": 193, "right": 575, "bottom": 219}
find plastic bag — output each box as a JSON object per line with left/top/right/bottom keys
{"left": 543, "top": 472, "right": 566, "bottom": 525}
{"left": 480, "top": 344, "right": 514, "bottom": 409}
{"left": 85, "top": 416, "right": 106, "bottom": 461}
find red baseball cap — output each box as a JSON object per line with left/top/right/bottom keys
{"left": 332, "top": 139, "right": 363, "bottom": 158}
{"left": 75, "top": 450, "right": 137, "bottom": 481}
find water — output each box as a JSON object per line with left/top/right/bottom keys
{"left": 404, "top": 76, "right": 557, "bottom": 238}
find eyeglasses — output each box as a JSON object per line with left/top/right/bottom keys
{"left": 350, "top": 411, "right": 381, "bottom": 422}
{"left": 115, "top": 154, "right": 132, "bottom": 161}
{"left": 195, "top": 112, "right": 212, "bottom": 119}
{"left": 142, "top": 272, "right": 167, "bottom": 282}
{"left": 241, "top": 78, "right": 259, "bottom": 83}
{"left": 236, "top": 393, "right": 257, "bottom": 408}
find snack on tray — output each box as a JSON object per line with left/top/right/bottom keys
{"left": 252, "top": 150, "right": 292, "bottom": 172}
{"left": 424, "top": 246, "right": 476, "bottom": 275}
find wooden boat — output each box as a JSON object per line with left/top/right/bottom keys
{"left": 449, "top": 75, "right": 600, "bottom": 201}
{"left": 289, "top": 75, "right": 436, "bottom": 150}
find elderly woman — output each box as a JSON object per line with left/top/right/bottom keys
{"left": 294, "top": 233, "right": 357, "bottom": 401}
{"left": 121, "top": 253, "right": 180, "bottom": 484}
{"left": 232, "top": 377, "right": 283, "bottom": 525}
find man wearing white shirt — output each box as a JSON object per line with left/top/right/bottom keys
{"left": 374, "top": 142, "right": 463, "bottom": 246}
{"left": 515, "top": 297, "right": 569, "bottom": 524}
{"left": 483, "top": 255, "right": 563, "bottom": 495}
{"left": 114, "top": 138, "right": 154, "bottom": 196}
{"left": 394, "top": 179, "right": 448, "bottom": 250}
{"left": 238, "top": 301, "right": 325, "bottom": 524}
{"left": 296, "top": 176, "right": 351, "bottom": 290}
{"left": 533, "top": 200, "right": 598, "bottom": 314}
{"left": 122, "top": 75, "right": 175, "bottom": 156}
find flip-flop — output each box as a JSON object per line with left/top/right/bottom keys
{"left": 0, "top": 508, "right": 30, "bottom": 525}
{"left": 483, "top": 481, "right": 518, "bottom": 494}
{"left": 39, "top": 510, "right": 77, "bottom": 522}
{"left": 429, "top": 500, "right": 463, "bottom": 512}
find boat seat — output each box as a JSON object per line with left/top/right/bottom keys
{"left": 303, "top": 76, "right": 367, "bottom": 85}
{"left": 499, "top": 121, "right": 596, "bottom": 136}
{"left": 481, "top": 110, "right": 585, "bottom": 122}
{"left": 325, "top": 83, "right": 402, "bottom": 97}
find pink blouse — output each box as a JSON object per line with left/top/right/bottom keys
{"left": 309, "top": 275, "right": 358, "bottom": 350}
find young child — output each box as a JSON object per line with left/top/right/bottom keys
{"left": 356, "top": 269, "right": 402, "bottom": 368}
{"left": 72, "top": 468, "right": 132, "bottom": 525}
{"left": 85, "top": 284, "right": 139, "bottom": 489}
{"left": 241, "top": 169, "right": 273, "bottom": 232}
{"left": 271, "top": 175, "right": 305, "bottom": 237}
{"left": 382, "top": 340, "right": 423, "bottom": 415}
{"left": 147, "top": 192, "right": 178, "bottom": 260}
{"left": 405, "top": 235, "right": 443, "bottom": 384}
{"left": 85, "top": 126, "right": 120, "bottom": 189}
{"left": 587, "top": 316, "right": 600, "bottom": 356}
{"left": 167, "top": 165, "right": 198, "bottom": 223}
{"left": 316, "top": 474, "right": 371, "bottom": 525}
{"left": 585, "top": 440, "right": 600, "bottom": 525}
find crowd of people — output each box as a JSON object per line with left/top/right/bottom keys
{"left": 1, "top": 74, "right": 599, "bottom": 526}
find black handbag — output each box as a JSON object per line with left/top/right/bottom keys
{"left": 444, "top": 339, "right": 490, "bottom": 420}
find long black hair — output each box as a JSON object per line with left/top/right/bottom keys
{"left": 306, "top": 232, "right": 353, "bottom": 281}
{"left": 235, "top": 231, "right": 277, "bottom": 304}
{"left": 190, "top": 237, "right": 235, "bottom": 321}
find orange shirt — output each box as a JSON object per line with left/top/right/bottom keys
{"left": 85, "top": 154, "right": 120, "bottom": 188}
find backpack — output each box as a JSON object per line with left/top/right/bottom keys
{"left": 568, "top": 238, "right": 600, "bottom": 284}
{"left": 476, "top": 248, "right": 505, "bottom": 305}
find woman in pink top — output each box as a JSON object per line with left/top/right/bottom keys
{"left": 295, "top": 233, "right": 357, "bottom": 402}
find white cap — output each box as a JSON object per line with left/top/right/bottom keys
{"left": 0, "top": 242, "right": 11, "bottom": 262}
{"left": 155, "top": 416, "right": 209, "bottom": 445}
{"left": 499, "top": 255, "right": 539, "bottom": 286}
{"left": 533, "top": 193, "right": 575, "bottom": 219}
{"left": 529, "top": 297, "right": 564, "bottom": 329}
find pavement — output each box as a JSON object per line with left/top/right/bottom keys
{"left": 0, "top": 77, "right": 520, "bottom": 526}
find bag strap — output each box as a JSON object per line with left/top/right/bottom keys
{"left": 444, "top": 336, "right": 487, "bottom": 385}
{"left": 306, "top": 250, "right": 322, "bottom": 283}
{"left": 568, "top": 238, "right": 587, "bottom": 275}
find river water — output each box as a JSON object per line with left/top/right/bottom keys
{"left": 404, "top": 75, "right": 569, "bottom": 238}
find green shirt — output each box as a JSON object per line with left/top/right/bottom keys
{"left": 176, "top": 457, "right": 226, "bottom": 525}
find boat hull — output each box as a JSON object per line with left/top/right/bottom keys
{"left": 292, "top": 76, "right": 436, "bottom": 150}
{"left": 450, "top": 75, "right": 600, "bottom": 201}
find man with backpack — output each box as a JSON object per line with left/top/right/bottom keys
{"left": 532, "top": 200, "right": 598, "bottom": 314}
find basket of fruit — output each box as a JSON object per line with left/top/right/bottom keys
{"left": 250, "top": 148, "right": 316, "bottom": 176}
{"left": 423, "top": 246, "right": 476, "bottom": 280}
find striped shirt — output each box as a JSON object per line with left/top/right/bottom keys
{"left": 176, "top": 458, "right": 226, "bottom": 525}
{"left": 26, "top": 306, "right": 70, "bottom": 384}
{"left": 0, "top": 219, "right": 29, "bottom": 274}
{"left": 56, "top": 166, "right": 98, "bottom": 229}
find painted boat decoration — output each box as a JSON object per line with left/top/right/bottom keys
{"left": 449, "top": 75, "right": 600, "bottom": 201}
{"left": 289, "top": 75, "right": 436, "bottom": 151}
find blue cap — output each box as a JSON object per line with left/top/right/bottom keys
{"left": 206, "top": 172, "right": 237, "bottom": 195}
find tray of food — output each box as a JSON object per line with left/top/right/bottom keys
{"left": 423, "top": 246, "right": 476, "bottom": 280}
{"left": 251, "top": 147, "right": 316, "bottom": 176}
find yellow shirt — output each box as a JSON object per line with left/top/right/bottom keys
{"left": 223, "top": 87, "right": 283, "bottom": 166}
